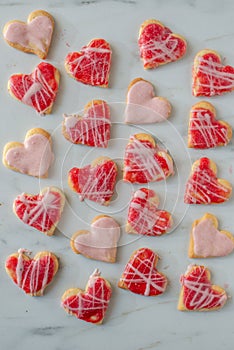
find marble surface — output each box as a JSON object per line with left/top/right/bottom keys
{"left": 0, "top": 0, "right": 234, "bottom": 349}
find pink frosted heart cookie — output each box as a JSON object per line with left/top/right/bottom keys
{"left": 124, "top": 78, "right": 171, "bottom": 124}
{"left": 3, "top": 10, "right": 54, "bottom": 59}
{"left": 70, "top": 215, "right": 120, "bottom": 263}
{"left": 189, "top": 213, "right": 234, "bottom": 258}
{"left": 3, "top": 128, "right": 54, "bottom": 178}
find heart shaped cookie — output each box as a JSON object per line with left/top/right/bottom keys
{"left": 5, "top": 249, "right": 59, "bottom": 296}
{"left": 126, "top": 188, "right": 173, "bottom": 236}
{"left": 65, "top": 38, "right": 112, "bottom": 87}
{"left": 3, "top": 10, "right": 54, "bottom": 59}
{"left": 63, "top": 100, "right": 111, "bottom": 147}
{"left": 123, "top": 133, "right": 174, "bottom": 184}
{"left": 118, "top": 248, "right": 167, "bottom": 296}
{"left": 124, "top": 78, "right": 171, "bottom": 124}
{"left": 178, "top": 264, "right": 227, "bottom": 311}
{"left": 138, "top": 19, "right": 187, "bottom": 69}
{"left": 68, "top": 157, "right": 117, "bottom": 205}
{"left": 184, "top": 157, "right": 232, "bottom": 204}
{"left": 3, "top": 128, "right": 54, "bottom": 178}
{"left": 188, "top": 213, "right": 234, "bottom": 258}
{"left": 70, "top": 215, "right": 120, "bottom": 263}
{"left": 8, "top": 62, "right": 60, "bottom": 114}
{"left": 192, "top": 49, "right": 234, "bottom": 97}
{"left": 188, "top": 101, "right": 232, "bottom": 149}
{"left": 61, "top": 269, "right": 112, "bottom": 324}
{"left": 13, "top": 187, "right": 65, "bottom": 236}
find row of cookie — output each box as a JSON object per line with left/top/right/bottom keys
{"left": 5, "top": 247, "right": 228, "bottom": 325}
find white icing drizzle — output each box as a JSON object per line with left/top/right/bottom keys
{"left": 14, "top": 188, "right": 63, "bottom": 232}
{"left": 195, "top": 56, "right": 234, "bottom": 94}
{"left": 185, "top": 165, "right": 230, "bottom": 204}
{"left": 124, "top": 135, "right": 173, "bottom": 182}
{"left": 15, "top": 249, "right": 54, "bottom": 295}
{"left": 128, "top": 189, "right": 171, "bottom": 235}
{"left": 181, "top": 265, "right": 227, "bottom": 310}
{"left": 120, "top": 249, "right": 166, "bottom": 296}
{"left": 63, "top": 100, "right": 111, "bottom": 147}
{"left": 139, "top": 28, "right": 182, "bottom": 65}
{"left": 78, "top": 161, "right": 116, "bottom": 204}
{"left": 189, "top": 109, "right": 228, "bottom": 148}
{"left": 10, "top": 63, "right": 57, "bottom": 114}
{"left": 67, "top": 44, "right": 111, "bottom": 85}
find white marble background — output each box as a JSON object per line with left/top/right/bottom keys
{"left": 0, "top": 0, "right": 234, "bottom": 349}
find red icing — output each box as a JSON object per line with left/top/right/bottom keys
{"left": 14, "top": 189, "right": 63, "bottom": 233}
{"left": 64, "top": 101, "right": 110, "bottom": 147}
{"left": 123, "top": 136, "right": 173, "bottom": 184}
{"left": 189, "top": 106, "right": 229, "bottom": 148}
{"left": 6, "top": 254, "right": 56, "bottom": 295}
{"left": 120, "top": 248, "right": 167, "bottom": 296}
{"left": 65, "top": 38, "right": 112, "bottom": 86}
{"left": 8, "top": 62, "right": 59, "bottom": 114}
{"left": 127, "top": 188, "right": 172, "bottom": 236}
{"left": 180, "top": 265, "right": 227, "bottom": 310}
{"left": 184, "top": 157, "right": 231, "bottom": 204}
{"left": 138, "top": 22, "right": 186, "bottom": 69}
{"left": 68, "top": 159, "right": 117, "bottom": 204}
{"left": 193, "top": 52, "right": 234, "bottom": 97}
{"left": 62, "top": 275, "right": 112, "bottom": 324}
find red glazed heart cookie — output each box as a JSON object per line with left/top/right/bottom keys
{"left": 65, "top": 38, "right": 112, "bottom": 87}
{"left": 63, "top": 100, "right": 111, "bottom": 147}
{"left": 61, "top": 269, "right": 112, "bottom": 324}
{"left": 8, "top": 62, "right": 60, "bottom": 114}
{"left": 118, "top": 248, "right": 167, "bottom": 296}
{"left": 3, "top": 128, "right": 54, "bottom": 178}
{"left": 188, "top": 213, "right": 234, "bottom": 258}
{"left": 68, "top": 157, "right": 117, "bottom": 205}
{"left": 126, "top": 188, "right": 173, "bottom": 236}
{"left": 13, "top": 187, "right": 65, "bottom": 236}
{"left": 124, "top": 78, "right": 171, "bottom": 124}
{"left": 70, "top": 215, "right": 120, "bottom": 263}
{"left": 192, "top": 49, "right": 234, "bottom": 97}
{"left": 188, "top": 101, "right": 232, "bottom": 149}
{"left": 138, "top": 19, "right": 187, "bottom": 69}
{"left": 5, "top": 249, "right": 59, "bottom": 296}
{"left": 178, "top": 264, "right": 227, "bottom": 311}
{"left": 184, "top": 157, "right": 232, "bottom": 204}
{"left": 3, "top": 10, "right": 54, "bottom": 59}
{"left": 123, "top": 133, "right": 174, "bottom": 184}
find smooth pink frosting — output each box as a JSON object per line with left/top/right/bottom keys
{"left": 125, "top": 80, "right": 171, "bottom": 124}
{"left": 193, "top": 218, "right": 234, "bottom": 257}
{"left": 4, "top": 16, "right": 53, "bottom": 53}
{"left": 5, "top": 134, "right": 54, "bottom": 177}
{"left": 74, "top": 217, "right": 120, "bottom": 262}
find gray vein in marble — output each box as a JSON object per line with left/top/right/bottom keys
{"left": 31, "top": 326, "right": 64, "bottom": 336}
{"left": 137, "top": 341, "right": 161, "bottom": 350}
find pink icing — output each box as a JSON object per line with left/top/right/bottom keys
{"left": 5, "top": 134, "right": 54, "bottom": 177}
{"left": 193, "top": 218, "right": 234, "bottom": 257}
{"left": 74, "top": 217, "right": 120, "bottom": 262}
{"left": 4, "top": 16, "right": 53, "bottom": 53}
{"left": 125, "top": 80, "right": 171, "bottom": 124}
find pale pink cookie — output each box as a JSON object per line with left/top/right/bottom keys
{"left": 2, "top": 128, "right": 54, "bottom": 178}
{"left": 63, "top": 100, "right": 111, "bottom": 147}
{"left": 124, "top": 78, "right": 171, "bottom": 124}
{"left": 188, "top": 213, "right": 234, "bottom": 258}
{"left": 13, "top": 187, "right": 65, "bottom": 236}
{"left": 3, "top": 10, "right": 54, "bottom": 59}
{"left": 70, "top": 215, "right": 120, "bottom": 263}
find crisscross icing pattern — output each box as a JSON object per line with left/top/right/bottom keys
{"left": 119, "top": 248, "right": 167, "bottom": 296}
{"left": 63, "top": 100, "right": 111, "bottom": 147}
{"left": 180, "top": 265, "right": 227, "bottom": 310}
{"left": 127, "top": 188, "right": 172, "bottom": 236}
{"left": 8, "top": 62, "right": 59, "bottom": 114}
{"left": 61, "top": 269, "right": 112, "bottom": 324}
